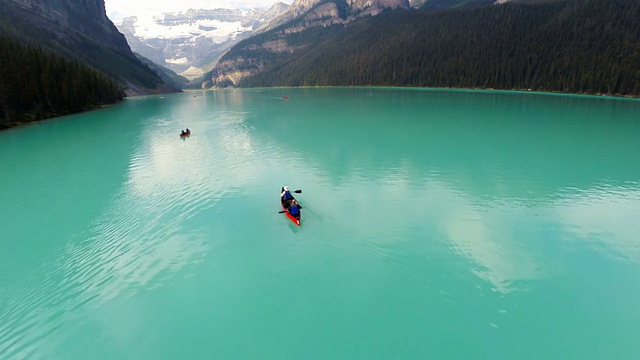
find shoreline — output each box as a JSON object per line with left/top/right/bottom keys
{"left": 202, "top": 85, "right": 640, "bottom": 101}
{"left": 4, "top": 85, "right": 639, "bottom": 132}
{"left": 0, "top": 102, "right": 121, "bottom": 132}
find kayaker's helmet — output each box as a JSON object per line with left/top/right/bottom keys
{"left": 284, "top": 186, "right": 289, "bottom": 191}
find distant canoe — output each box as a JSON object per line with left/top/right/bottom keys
{"left": 282, "top": 96, "right": 288, "bottom": 100}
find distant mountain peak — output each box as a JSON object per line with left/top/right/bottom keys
{"left": 113, "top": 4, "right": 289, "bottom": 80}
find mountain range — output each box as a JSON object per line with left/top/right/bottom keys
{"left": 112, "top": 3, "right": 289, "bottom": 83}
{"left": 2, "top": 0, "right": 639, "bottom": 100}
{"left": 111, "top": 0, "right": 484, "bottom": 84}
{"left": 203, "top": 0, "right": 499, "bottom": 88}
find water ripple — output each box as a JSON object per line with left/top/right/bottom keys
{"left": 3, "top": 89, "right": 640, "bottom": 358}
{"left": 0, "top": 175, "right": 214, "bottom": 358}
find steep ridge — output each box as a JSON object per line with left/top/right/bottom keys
{"left": 0, "top": 0, "right": 180, "bottom": 95}
{"left": 203, "top": 0, "right": 410, "bottom": 88}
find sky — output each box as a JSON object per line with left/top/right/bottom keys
{"left": 105, "top": 0, "right": 292, "bottom": 19}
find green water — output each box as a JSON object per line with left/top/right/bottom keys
{"left": 1, "top": 88, "right": 640, "bottom": 359}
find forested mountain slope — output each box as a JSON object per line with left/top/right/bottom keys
{"left": 0, "top": 0, "right": 179, "bottom": 96}
{"left": 0, "top": 35, "right": 124, "bottom": 129}
{"left": 210, "top": 0, "right": 640, "bottom": 97}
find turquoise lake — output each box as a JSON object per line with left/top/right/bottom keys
{"left": 1, "top": 87, "right": 640, "bottom": 359}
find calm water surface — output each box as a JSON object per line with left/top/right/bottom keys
{"left": 1, "top": 88, "right": 640, "bottom": 359}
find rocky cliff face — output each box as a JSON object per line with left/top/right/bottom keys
{"left": 8, "top": 0, "right": 132, "bottom": 55}
{"left": 348, "top": 0, "right": 410, "bottom": 16}
{"left": 257, "top": 0, "right": 409, "bottom": 33}
{"left": 2, "top": 0, "right": 179, "bottom": 95}
{"left": 205, "top": 0, "right": 410, "bottom": 88}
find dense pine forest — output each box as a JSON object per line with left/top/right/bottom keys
{"left": 0, "top": 35, "right": 124, "bottom": 130}
{"left": 237, "top": 0, "right": 640, "bottom": 97}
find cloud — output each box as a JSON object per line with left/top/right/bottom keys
{"left": 553, "top": 186, "right": 640, "bottom": 264}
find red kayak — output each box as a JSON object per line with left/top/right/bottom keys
{"left": 180, "top": 130, "right": 191, "bottom": 138}
{"left": 280, "top": 190, "right": 301, "bottom": 226}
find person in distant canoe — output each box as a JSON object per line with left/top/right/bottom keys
{"left": 281, "top": 186, "right": 294, "bottom": 208}
{"left": 288, "top": 199, "right": 301, "bottom": 220}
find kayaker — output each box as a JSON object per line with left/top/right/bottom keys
{"left": 289, "top": 199, "right": 301, "bottom": 220}
{"left": 280, "top": 186, "right": 293, "bottom": 207}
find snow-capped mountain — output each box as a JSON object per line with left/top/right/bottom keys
{"left": 111, "top": 3, "right": 289, "bottom": 80}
